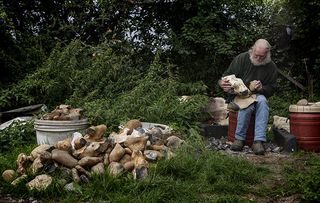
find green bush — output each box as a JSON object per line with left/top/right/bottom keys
{"left": 0, "top": 40, "right": 92, "bottom": 110}
{"left": 0, "top": 39, "right": 210, "bottom": 135}
{"left": 0, "top": 120, "right": 36, "bottom": 153}
{"left": 63, "top": 45, "right": 208, "bottom": 130}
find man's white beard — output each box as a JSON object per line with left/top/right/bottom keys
{"left": 249, "top": 52, "right": 271, "bottom": 66}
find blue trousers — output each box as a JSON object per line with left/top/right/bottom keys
{"left": 235, "top": 94, "right": 269, "bottom": 142}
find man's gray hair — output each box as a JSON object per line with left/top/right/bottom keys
{"left": 248, "top": 39, "right": 272, "bottom": 66}
{"left": 253, "top": 39, "right": 271, "bottom": 51}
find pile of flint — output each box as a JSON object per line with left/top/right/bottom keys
{"left": 2, "top": 119, "right": 184, "bottom": 191}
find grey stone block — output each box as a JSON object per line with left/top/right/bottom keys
{"left": 272, "top": 125, "right": 297, "bottom": 153}
{"left": 200, "top": 124, "right": 228, "bottom": 139}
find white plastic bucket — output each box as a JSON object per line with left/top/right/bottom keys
{"left": 34, "top": 119, "right": 89, "bottom": 145}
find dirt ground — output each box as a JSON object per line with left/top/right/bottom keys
{"left": 232, "top": 151, "right": 318, "bottom": 203}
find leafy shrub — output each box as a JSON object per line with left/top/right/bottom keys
{"left": 268, "top": 88, "right": 303, "bottom": 120}
{"left": 0, "top": 120, "right": 36, "bottom": 153}
{"left": 0, "top": 39, "right": 210, "bottom": 134}
{"left": 77, "top": 52, "right": 209, "bottom": 132}
{"left": 0, "top": 40, "right": 93, "bottom": 111}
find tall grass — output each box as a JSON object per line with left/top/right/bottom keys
{"left": 0, "top": 128, "right": 267, "bottom": 202}
{"left": 1, "top": 111, "right": 319, "bottom": 202}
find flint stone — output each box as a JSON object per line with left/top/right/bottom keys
{"left": 144, "top": 150, "right": 164, "bottom": 162}
{"left": 30, "top": 144, "right": 52, "bottom": 161}
{"left": 80, "top": 174, "right": 90, "bottom": 184}
{"left": 124, "top": 136, "right": 148, "bottom": 152}
{"left": 133, "top": 165, "right": 148, "bottom": 180}
{"left": 78, "top": 156, "right": 103, "bottom": 167}
{"left": 91, "top": 162, "right": 105, "bottom": 175}
{"left": 108, "top": 162, "right": 124, "bottom": 176}
{"left": 26, "top": 174, "right": 53, "bottom": 191}
{"left": 109, "top": 143, "right": 125, "bottom": 162}
{"left": 2, "top": 169, "right": 16, "bottom": 182}
{"left": 51, "top": 149, "right": 78, "bottom": 168}
{"left": 64, "top": 182, "right": 76, "bottom": 191}
{"left": 166, "top": 136, "right": 184, "bottom": 150}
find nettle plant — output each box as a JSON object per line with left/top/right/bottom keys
{"left": 0, "top": 120, "right": 36, "bottom": 153}
{"left": 76, "top": 52, "right": 210, "bottom": 132}
{"left": 1, "top": 39, "right": 210, "bottom": 134}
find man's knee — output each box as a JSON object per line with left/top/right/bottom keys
{"left": 257, "top": 95, "right": 268, "bottom": 104}
{"left": 256, "top": 95, "right": 269, "bottom": 112}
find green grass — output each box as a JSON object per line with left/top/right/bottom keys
{"left": 0, "top": 129, "right": 268, "bottom": 202}
{"left": 1, "top": 121, "right": 320, "bottom": 202}
{"left": 279, "top": 152, "right": 320, "bottom": 202}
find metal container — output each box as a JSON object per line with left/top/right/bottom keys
{"left": 34, "top": 119, "right": 89, "bottom": 145}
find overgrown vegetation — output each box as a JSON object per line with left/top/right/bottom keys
{"left": 0, "top": 40, "right": 210, "bottom": 132}
{"left": 1, "top": 0, "right": 319, "bottom": 112}
{"left": 1, "top": 0, "right": 320, "bottom": 202}
{"left": 0, "top": 120, "right": 36, "bottom": 153}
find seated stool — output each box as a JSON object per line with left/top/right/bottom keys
{"left": 228, "top": 111, "right": 255, "bottom": 146}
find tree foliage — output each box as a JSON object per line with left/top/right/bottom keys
{"left": 263, "top": 0, "right": 320, "bottom": 99}
{"left": 1, "top": 0, "right": 319, "bottom": 118}
{"left": 283, "top": 0, "right": 320, "bottom": 99}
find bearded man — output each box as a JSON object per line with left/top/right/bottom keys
{"left": 218, "top": 39, "right": 278, "bottom": 155}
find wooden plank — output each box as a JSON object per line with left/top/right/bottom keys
{"left": 276, "top": 67, "right": 305, "bottom": 91}
{"left": 1, "top": 104, "right": 44, "bottom": 114}
{"left": 0, "top": 104, "right": 44, "bottom": 124}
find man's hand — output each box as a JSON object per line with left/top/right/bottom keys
{"left": 249, "top": 80, "right": 262, "bottom": 92}
{"left": 219, "top": 79, "right": 232, "bottom": 92}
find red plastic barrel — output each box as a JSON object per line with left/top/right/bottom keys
{"left": 228, "top": 111, "right": 254, "bottom": 146}
{"left": 290, "top": 111, "right": 320, "bottom": 152}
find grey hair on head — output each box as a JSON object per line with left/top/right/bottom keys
{"left": 253, "top": 39, "right": 271, "bottom": 50}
